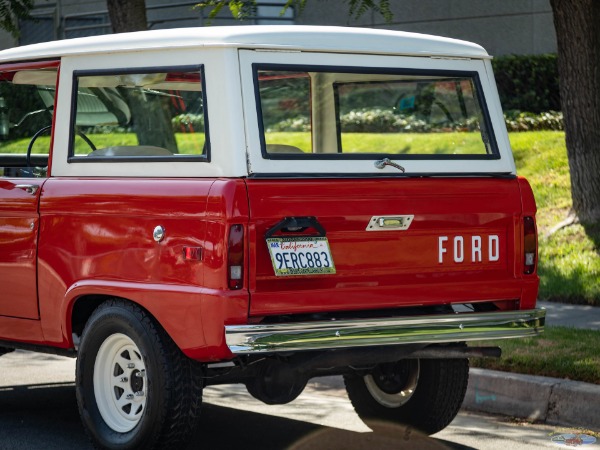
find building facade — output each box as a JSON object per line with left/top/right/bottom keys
{"left": 0, "top": 0, "right": 557, "bottom": 57}
{"left": 296, "top": 0, "right": 556, "bottom": 56}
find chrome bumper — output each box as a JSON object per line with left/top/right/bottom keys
{"left": 225, "top": 308, "right": 545, "bottom": 354}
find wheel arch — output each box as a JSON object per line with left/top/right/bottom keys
{"left": 62, "top": 280, "right": 207, "bottom": 356}
{"left": 70, "top": 294, "right": 130, "bottom": 344}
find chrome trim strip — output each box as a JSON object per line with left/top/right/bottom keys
{"left": 225, "top": 308, "right": 545, "bottom": 354}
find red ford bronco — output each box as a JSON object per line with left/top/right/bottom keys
{"left": 0, "top": 26, "right": 544, "bottom": 449}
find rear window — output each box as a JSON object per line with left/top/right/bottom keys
{"left": 254, "top": 65, "right": 498, "bottom": 160}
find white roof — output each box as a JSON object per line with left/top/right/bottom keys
{"left": 0, "top": 25, "right": 488, "bottom": 63}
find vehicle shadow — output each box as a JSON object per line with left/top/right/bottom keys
{"left": 0, "top": 382, "right": 474, "bottom": 450}
{"left": 193, "top": 403, "right": 474, "bottom": 449}
{"left": 0, "top": 382, "right": 91, "bottom": 449}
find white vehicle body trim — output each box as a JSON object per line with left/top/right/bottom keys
{"left": 0, "top": 26, "right": 488, "bottom": 63}
{"left": 1, "top": 26, "right": 514, "bottom": 179}
{"left": 52, "top": 48, "right": 248, "bottom": 178}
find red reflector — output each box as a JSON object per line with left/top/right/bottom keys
{"left": 183, "top": 246, "right": 202, "bottom": 261}
{"left": 227, "top": 224, "right": 244, "bottom": 290}
{"left": 523, "top": 216, "right": 537, "bottom": 275}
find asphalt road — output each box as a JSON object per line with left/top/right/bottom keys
{"left": 0, "top": 351, "right": 593, "bottom": 450}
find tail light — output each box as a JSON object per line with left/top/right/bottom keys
{"left": 227, "top": 224, "right": 244, "bottom": 290}
{"left": 523, "top": 216, "right": 537, "bottom": 275}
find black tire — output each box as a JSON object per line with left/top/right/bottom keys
{"left": 0, "top": 347, "right": 14, "bottom": 357}
{"left": 344, "top": 358, "right": 469, "bottom": 435}
{"left": 76, "top": 299, "right": 203, "bottom": 450}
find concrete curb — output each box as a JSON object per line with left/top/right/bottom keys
{"left": 463, "top": 368, "right": 600, "bottom": 431}
{"left": 311, "top": 369, "right": 600, "bottom": 431}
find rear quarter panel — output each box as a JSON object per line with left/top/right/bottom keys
{"left": 37, "top": 178, "right": 220, "bottom": 356}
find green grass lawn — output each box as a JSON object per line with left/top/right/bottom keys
{"left": 473, "top": 132, "right": 599, "bottom": 383}
{"left": 509, "top": 131, "right": 600, "bottom": 305}
{"left": 265, "top": 131, "right": 486, "bottom": 155}
{"left": 471, "top": 326, "right": 600, "bottom": 384}
{"left": 72, "top": 133, "right": 205, "bottom": 155}
{"left": 0, "top": 133, "right": 205, "bottom": 155}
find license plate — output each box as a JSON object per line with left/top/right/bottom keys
{"left": 266, "top": 236, "right": 336, "bottom": 276}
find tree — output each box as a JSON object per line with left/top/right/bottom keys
{"left": 105, "top": 0, "right": 178, "bottom": 152}
{"left": 0, "top": 0, "right": 34, "bottom": 37}
{"left": 550, "top": 0, "right": 600, "bottom": 224}
{"left": 106, "top": 0, "right": 147, "bottom": 33}
{"left": 104, "top": 0, "right": 392, "bottom": 32}
{"left": 196, "top": 0, "right": 392, "bottom": 23}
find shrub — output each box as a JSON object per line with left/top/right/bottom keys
{"left": 492, "top": 54, "right": 560, "bottom": 113}
{"left": 504, "top": 111, "right": 563, "bottom": 132}
{"left": 172, "top": 114, "right": 204, "bottom": 132}
{"left": 270, "top": 109, "right": 564, "bottom": 133}
{"left": 269, "top": 116, "right": 310, "bottom": 132}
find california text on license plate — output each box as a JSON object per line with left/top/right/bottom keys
{"left": 266, "top": 236, "right": 336, "bottom": 276}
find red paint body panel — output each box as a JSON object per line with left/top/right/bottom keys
{"left": 1, "top": 172, "right": 538, "bottom": 362}
{"left": 0, "top": 315, "right": 45, "bottom": 345}
{"left": 37, "top": 178, "right": 216, "bottom": 349}
{"left": 0, "top": 178, "right": 46, "bottom": 319}
{"left": 32, "top": 177, "right": 250, "bottom": 360}
{"left": 0, "top": 60, "right": 60, "bottom": 76}
{"left": 246, "top": 177, "right": 538, "bottom": 317}
{"left": 204, "top": 179, "right": 250, "bottom": 291}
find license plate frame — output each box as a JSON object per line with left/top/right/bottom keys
{"left": 266, "top": 236, "right": 336, "bottom": 276}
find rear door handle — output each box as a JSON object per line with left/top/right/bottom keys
{"left": 265, "top": 216, "right": 327, "bottom": 238}
{"left": 15, "top": 184, "right": 39, "bottom": 195}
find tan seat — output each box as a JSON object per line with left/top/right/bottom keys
{"left": 87, "top": 146, "right": 173, "bottom": 157}
{"left": 266, "top": 144, "right": 304, "bottom": 154}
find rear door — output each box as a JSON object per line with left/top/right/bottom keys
{"left": 0, "top": 61, "right": 58, "bottom": 319}
{"left": 0, "top": 178, "right": 45, "bottom": 319}
{"left": 240, "top": 50, "right": 526, "bottom": 317}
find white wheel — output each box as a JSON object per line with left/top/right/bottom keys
{"left": 93, "top": 333, "right": 147, "bottom": 433}
{"left": 344, "top": 358, "right": 469, "bottom": 434}
{"left": 76, "top": 299, "right": 203, "bottom": 449}
{"left": 363, "top": 359, "right": 419, "bottom": 408}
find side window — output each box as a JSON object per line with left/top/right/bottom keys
{"left": 69, "top": 66, "right": 209, "bottom": 161}
{"left": 0, "top": 67, "right": 57, "bottom": 178}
